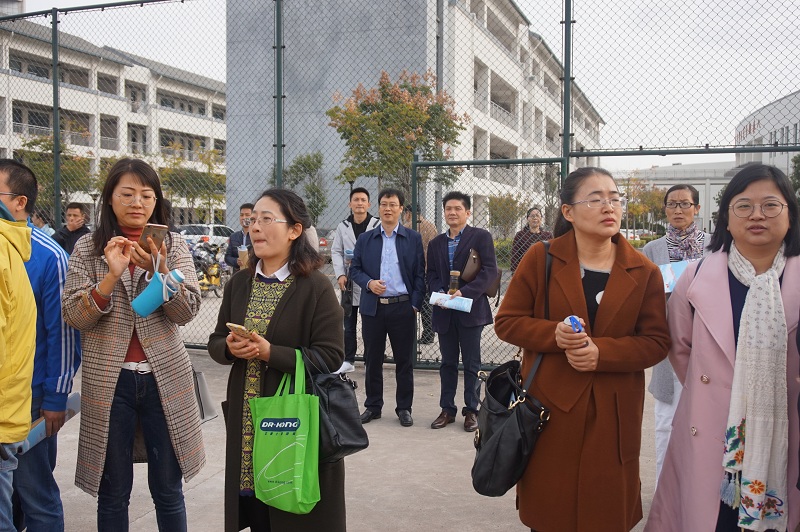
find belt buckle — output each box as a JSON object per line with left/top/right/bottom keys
{"left": 379, "top": 297, "right": 389, "bottom": 304}
{"left": 135, "top": 362, "right": 151, "bottom": 374}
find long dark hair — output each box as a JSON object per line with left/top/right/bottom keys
{"left": 553, "top": 167, "right": 616, "bottom": 237}
{"left": 247, "top": 188, "right": 324, "bottom": 276}
{"left": 708, "top": 164, "right": 800, "bottom": 256}
{"left": 91, "top": 158, "right": 170, "bottom": 256}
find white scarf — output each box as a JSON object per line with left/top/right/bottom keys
{"left": 721, "top": 243, "right": 788, "bottom": 531}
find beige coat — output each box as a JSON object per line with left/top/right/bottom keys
{"left": 63, "top": 233, "right": 205, "bottom": 496}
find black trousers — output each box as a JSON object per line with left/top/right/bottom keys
{"left": 361, "top": 300, "right": 415, "bottom": 414}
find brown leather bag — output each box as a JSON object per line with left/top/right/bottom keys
{"left": 461, "top": 248, "right": 502, "bottom": 297}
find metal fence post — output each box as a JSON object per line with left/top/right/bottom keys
{"left": 51, "top": 8, "right": 61, "bottom": 225}
{"left": 274, "top": 0, "right": 284, "bottom": 187}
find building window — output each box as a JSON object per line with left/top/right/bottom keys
{"left": 28, "top": 63, "right": 50, "bottom": 79}
{"left": 28, "top": 110, "right": 50, "bottom": 129}
{"left": 9, "top": 57, "right": 22, "bottom": 73}
{"left": 212, "top": 105, "right": 226, "bottom": 120}
{"left": 160, "top": 96, "right": 175, "bottom": 109}
{"left": 97, "top": 75, "right": 118, "bottom": 95}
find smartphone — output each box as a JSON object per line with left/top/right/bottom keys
{"left": 138, "top": 223, "right": 169, "bottom": 250}
{"left": 226, "top": 322, "right": 251, "bottom": 337}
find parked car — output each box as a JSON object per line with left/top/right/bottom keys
{"left": 177, "top": 224, "right": 234, "bottom": 248}
{"left": 317, "top": 228, "right": 336, "bottom": 262}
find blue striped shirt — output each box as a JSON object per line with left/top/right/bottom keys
{"left": 447, "top": 229, "right": 463, "bottom": 270}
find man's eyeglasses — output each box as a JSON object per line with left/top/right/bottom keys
{"left": 729, "top": 200, "right": 787, "bottom": 219}
{"left": 114, "top": 193, "right": 157, "bottom": 207}
{"left": 569, "top": 197, "right": 627, "bottom": 209}
{"left": 0, "top": 191, "right": 21, "bottom": 198}
{"left": 665, "top": 201, "right": 696, "bottom": 210}
{"left": 249, "top": 215, "right": 288, "bottom": 226}
{"left": 379, "top": 203, "right": 400, "bottom": 209}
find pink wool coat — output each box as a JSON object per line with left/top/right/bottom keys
{"left": 646, "top": 251, "right": 800, "bottom": 531}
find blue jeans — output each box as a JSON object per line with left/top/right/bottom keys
{"left": 12, "top": 395, "right": 64, "bottom": 531}
{"left": 437, "top": 315, "right": 484, "bottom": 417}
{"left": 97, "top": 370, "right": 186, "bottom": 532}
{"left": 0, "top": 441, "right": 22, "bottom": 532}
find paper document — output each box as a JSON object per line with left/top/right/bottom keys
{"left": 16, "top": 392, "right": 81, "bottom": 455}
{"left": 658, "top": 260, "right": 693, "bottom": 293}
{"left": 429, "top": 292, "right": 473, "bottom": 313}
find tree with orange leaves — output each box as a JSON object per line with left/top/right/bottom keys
{"left": 326, "top": 70, "right": 468, "bottom": 198}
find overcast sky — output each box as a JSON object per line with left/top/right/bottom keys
{"left": 25, "top": 0, "right": 800, "bottom": 173}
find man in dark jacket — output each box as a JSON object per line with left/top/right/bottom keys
{"left": 426, "top": 191, "right": 497, "bottom": 432}
{"left": 224, "top": 203, "right": 254, "bottom": 272}
{"left": 53, "top": 202, "right": 90, "bottom": 254}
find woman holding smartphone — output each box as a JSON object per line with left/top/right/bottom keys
{"left": 62, "top": 158, "right": 204, "bottom": 531}
{"left": 208, "top": 188, "right": 345, "bottom": 532}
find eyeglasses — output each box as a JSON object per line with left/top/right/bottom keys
{"left": 729, "top": 200, "right": 787, "bottom": 219}
{"left": 379, "top": 202, "right": 400, "bottom": 209}
{"left": 114, "top": 192, "right": 157, "bottom": 207}
{"left": 569, "top": 197, "right": 627, "bottom": 209}
{"left": 249, "top": 215, "right": 288, "bottom": 226}
{"left": 0, "top": 191, "right": 21, "bottom": 198}
{"left": 665, "top": 201, "right": 696, "bottom": 210}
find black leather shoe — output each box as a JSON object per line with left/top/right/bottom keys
{"left": 360, "top": 410, "right": 381, "bottom": 424}
{"left": 430, "top": 410, "right": 455, "bottom": 429}
{"left": 464, "top": 411, "right": 478, "bottom": 432}
{"left": 397, "top": 409, "right": 413, "bottom": 427}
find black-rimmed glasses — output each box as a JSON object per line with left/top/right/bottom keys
{"left": 665, "top": 201, "right": 696, "bottom": 209}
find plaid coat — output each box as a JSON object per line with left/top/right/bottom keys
{"left": 63, "top": 232, "right": 205, "bottom": 496}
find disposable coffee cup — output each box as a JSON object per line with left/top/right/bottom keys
{"left": 238, "top": 246, "right": 249, "bottom": 264}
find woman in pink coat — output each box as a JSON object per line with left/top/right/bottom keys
{"left": 647, "top": 164, "right": 800, "bottom": 531}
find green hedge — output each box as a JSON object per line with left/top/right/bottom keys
{"left": 494, "top": 238, "right": 512, "bottom": 269}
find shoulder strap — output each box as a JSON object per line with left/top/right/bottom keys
{"left": 522, "top": 241, "right": 552, "bottom": 392}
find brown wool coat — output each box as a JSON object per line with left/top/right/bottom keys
{"left": 62, "top": 233, "right": 205, "bottom": 496}
{"left": 494, "top": 232, "right": 670, "bottom": 532}
{"left": 208, "top": 269, "right": 345, "bottom": 532}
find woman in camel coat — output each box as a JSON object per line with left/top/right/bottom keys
{"left": 495, "top": 167, "right": 670, "bottom": 531}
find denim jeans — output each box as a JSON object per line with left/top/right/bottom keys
{"left": 0, "top": 441, "right": 22, "bottom": 532}
{"left": 12, "top": 395, "right": 64, "bottom": 531}
{"left": 97, "top": 370, "right": 186, "bottom": 532}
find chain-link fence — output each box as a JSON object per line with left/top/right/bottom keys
{"left": 2, "top": 0, "right": 799, "bottom": 365}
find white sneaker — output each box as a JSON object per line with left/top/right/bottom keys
{"left": 336, "top": 361, "right": 355, "bottom": 374}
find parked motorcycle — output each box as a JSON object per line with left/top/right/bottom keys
{"left": 192, "top": 241, "right": 230, "bottom": 297}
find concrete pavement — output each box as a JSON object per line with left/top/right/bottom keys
{"left": 54, "top": 349, "right": 657, "bottom": 531}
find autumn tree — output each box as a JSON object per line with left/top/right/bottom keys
{"left": 326, "top": 70, "right": 468, "bottom": 199}
{"left": 284, "top": 152, "right": 329, "bottom": 226}
{"left": 488, "top": 193, "right": 528, "bottom": 239}
{"left": 14, "top": 132, "right": 93, "bottom": 222}
{"left": 161, "top": 142, "right": 225, "bottom": 224}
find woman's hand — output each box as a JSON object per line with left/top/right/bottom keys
{"left": 226, "top": 331, "right": 271, "bottom": 362}
{"left": 131, "top": 237, "right": 168, "bottom": 275}
{"left": 104, "top": 236, "right": 132, "bottom": 278}
{"left": 555, "top": 319, "right": 599, "bottom": 372}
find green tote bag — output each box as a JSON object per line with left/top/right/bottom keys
{"left": 249, "top": 349, "right": 320, "bottom": 514}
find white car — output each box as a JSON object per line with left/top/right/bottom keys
{"left": 178, "top": 224, "right": 234, "bottom": 248}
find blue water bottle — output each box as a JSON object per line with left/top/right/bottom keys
{"left": 132, "top": 269, "right": 185, "bottom": 317}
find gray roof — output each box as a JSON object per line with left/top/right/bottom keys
{"left": 104, "top": 47, "right": 226, "bottom": 95}
{"left": 0, "top": 16, "right": 131, "bottom": 66}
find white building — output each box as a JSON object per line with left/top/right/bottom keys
{"left": 735, "top": 89, "right": 800, "bottom": 177}
{"left": 0, "top": 17, "right": 227, "bottom": 223}
{"left": 227, "top": 0, "right": 603, "bottom": 229}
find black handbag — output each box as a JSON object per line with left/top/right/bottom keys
{"left": 301, "top": 347, "right": 369, "bottom": 463}
{"left": 471, "top": 241, "right": 552, "bottom": 497}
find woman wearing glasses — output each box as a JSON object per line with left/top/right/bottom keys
{"left": 62, "top": 158, "right": 204, "bottom": 531}
{"left": 510, "top": 206, "right": 553, "bottom": 272}
{"left": 495, "top": 167, "right": 670, "bottom": 531}
{"left": 647, "top": 164, "right": 800, "bottom": 531}
{"left": 642, "top": 185, "right": 711, "bottom": 485}
{"left": 208, "top": 189, "right": 345, "bottom": 532}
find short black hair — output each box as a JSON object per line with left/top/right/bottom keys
{"left": 65, "top": 202, "right": 88, "bottom": 216}
{"left": 350, "top": 187, "right": 370, "bottom": 201}
{"left": 0, "top": 158, "right": 38, "bottom": 214}
{"left": 663, "top": 184, "right": 699, "bottom": 205}
{"left": 240, "top": 203, "right": 255, "bottom": 212}
{"left": 442, "top": 191, "right": 471, "bottom": 210}
{"left": 526, "top": 206, "right": 543, "bottom": 218}
{"left": 708, "top": 164, "right": 800, "bottom": 257}
{"left": 378, "top": 188, "right": 405, "bottom": 208}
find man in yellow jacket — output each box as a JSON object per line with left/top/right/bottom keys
{"left": 0, "top": 178, "right": 36, "bottom": 531}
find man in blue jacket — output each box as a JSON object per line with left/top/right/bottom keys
{"left": 350, "top": 189, "right": 425, "bottom": 427}
{"left": 426, "top": 191, "right": 497, "bottom": 432}
{"left": 0, "top": 159, "right": 81, "bottom": 531}
{"left": 224, "top": 202, "right": 254, "bottom": 272}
